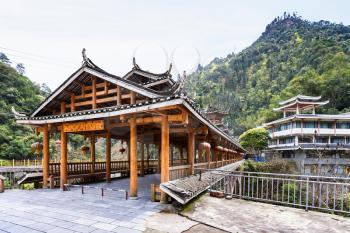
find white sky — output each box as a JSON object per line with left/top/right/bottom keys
{"left": 0, "top": 0, "right": 349, "bottom": 90}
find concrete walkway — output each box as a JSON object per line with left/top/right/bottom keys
{"left": 0, "top": 174, "right": 167, "bottom": 233}
{"left": 182, "top": 194, "right": 350, "bottom": 233}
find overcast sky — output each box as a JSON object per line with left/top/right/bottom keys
{"left": 0, "top": 0, "right": 349, "bottom": 90}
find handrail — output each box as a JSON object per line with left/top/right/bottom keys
{"left": 64, "top": 184, "right": 128, "bottom": 200}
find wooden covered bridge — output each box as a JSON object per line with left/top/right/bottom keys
{"left": 14, "top": 49, "right": 244, "bottom": 202}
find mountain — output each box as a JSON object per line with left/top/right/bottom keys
{"left": 0, "top": 60, "right": 46, "bottom": 159}
{"left": 185, "top": 13, "right": 350, "bottom": 136}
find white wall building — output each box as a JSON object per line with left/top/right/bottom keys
{"left": 263, "top": 95, "right": 350, "bottom": 176}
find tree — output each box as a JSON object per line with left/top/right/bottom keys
{"left": 239, "top": 128, "right": 269, "bottom": 155}
{"left": 0, "top": 52, "right": 11, "bottom": 65}
{"left": 40, "top": 83, "right": 52, "bottom": 97}
{"left": 16, "top": 63, "right": 25, "bottom": 75}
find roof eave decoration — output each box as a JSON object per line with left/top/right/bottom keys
{"left": 279, "top": 95, "right": 322, "bottom": 105}
{"left": 273, "top": 100, "right": 329, "bottom": 111}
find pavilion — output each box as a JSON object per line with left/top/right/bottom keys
{"left": 14, "top": 49, "right": 244, "bottom": 202}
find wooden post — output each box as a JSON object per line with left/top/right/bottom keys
{"left": 130, "top": 91, "right": 136, "bottom": 104}
{"left": 157, "top": 142, "right": 161, "bottom": 173}
{"left": 170, "top": 145, "right": 174, "bottom": 166}
{"left": 42, "top": 125, "right": 50, "bottom": 187}
{"left": 60, "top": 101, "right": 66, "bottom": 114}
{"left": 92, "top": 77, "right": 97, "bottom": 109}
{"left": 70, "top": 94, "right": 75, "bottom": 112}
{"left": 130, "top": 116, "right": 138, "bottom": 198}
{"left": 188, "top": 132, "right": 195, "bottom": 175}
{"left": 146, "top": 144, "right": 150, "bottom": 171}
{"left": 117, "top": 86, "right": 121, "bottom": 105}
{"left": 106, "top": 131, "right": 111, "bottom": 182}
{"left": 140, "top": 142, "right": 144, "bottom": 177}
{"left": 206, "top": 144, "right": 211, "bottom": 169}
{"left": 160, "top": 115, "right": 169, "bottom": 203}
{"left": 90, "top": 135, "right": 96, "bottom": 173}
{"left": 60, "top": 131, "right": 67, "bottom": 190}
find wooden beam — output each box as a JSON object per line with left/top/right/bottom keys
{"left": 60, "top": 101, "right": 66, "bottom": 114}
{"left": 92, "top": 77, "right": 97, "bottom": 109}
{"left": 188, "top": 131, "right": 195, "bottom": 175}
{"left": 129, "top": 116, "right": 138, "bottom": 198}
{"left": 130, "top": 91, "right": 136, "bottom": 104}
{"left": 160, "top": 115, "right": 169, "bottom": 203}
{"left": 117, "top": 86, "right": 121, "bottom": 105}
{"left": 106, "top": 131, "right": 111, "bottom": 182}
{"left": 140, "top": 141, "right": 144, "bottom": 177}
{"left": 42, "top": 125, "right": 49, "bottom": 187}
{"left": 70, "top": 94, "right": 75, "bottom": 112}
{"left": 104, "top": 81, "right": 109, "bottom": 95}
{"left": 60, "top": 131, "right": 67, "bottom": 190}
{"left": 90, "top": 135, "right": 95, "bottom": 173}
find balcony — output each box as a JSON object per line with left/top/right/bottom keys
{"left": 270, "top": 128, "right": 350, "bottom": 138}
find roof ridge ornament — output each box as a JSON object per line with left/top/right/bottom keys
{"left": 82, "top": 48, "right": 88, "bottom": 66}
{"left": 11, "top": 106, "right": 26, "bottom": 118}
{"left": 132, "top": 57, "right": 141, "bottom": 70}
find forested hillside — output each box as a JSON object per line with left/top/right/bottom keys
{"left": 0, "top": 56, "right": 47, "bottom": 159}
{"left": 186, "top": 13, "right": 350, "bottom": 135}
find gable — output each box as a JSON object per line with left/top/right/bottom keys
{"left": 31, "top": 67, "right": 160, "bottom": 117}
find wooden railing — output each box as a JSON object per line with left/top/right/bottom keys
{"left": 49, "top": 159, "right": 159, "bottom": 176}
{"left": 169, "top": 165, "right": 191, "bottom": 181}
{"left": 48, "top": 158, "right": 241, "bottom": 178}
{"left": 171, "top": 159, "right": 188, "bottom": 166}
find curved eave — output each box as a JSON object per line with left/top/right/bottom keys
{"left": 273, "top": 100, "right": 329, "bottom": 111}
{"left": 278, "top": 95, "right": 322, "bottom": 105}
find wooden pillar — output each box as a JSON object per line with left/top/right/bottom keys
{"left": 130, "top": 116, "right": 138, "bottom": 198}
{"left": 188, "top": 132, "right": 195, "bottom": 175}
{"left": 60, "top": 101, "right": 66, "bottom": 114}
{"left": 90, "top": 135, "right": 96, "bottom": 173}
{"left": 92, "top": 77, "right": 97, "bottom": 109}
{"left": 170, "top": 145, "right": 174, "bottom": 166}
{"left": 70, "top": 94, "right": 75, "bottom": 112}
{"left": 117, "top": 86, "right": 121, "bottom": 105}
{"left": 157, "top": 142, "right": 161, "bottom": 173}
{"left": 206, "top": 144, "right": 211, "bottom": 169}
{"left": 42, "top": 125, "right": 50, "bottom": 187}
{"left": 130, "top": 91, "right": 136, "bottom": 104}
{"left": 127, "top": 141, "right": 131, "bottom": 170}
{"left": 140, "top": 142, "right": 144, "bottom": 177}
{"left": 106, "top": 131, "right": 111, "bottom": 182}
{"left": 146, "top": 144, "right": 150, "bottom": 171}
{"left": 60, "top": 131, "right": 67, "bottom": 190}
{"left": 160, "top": 115, "right": 169, "bottom": 203}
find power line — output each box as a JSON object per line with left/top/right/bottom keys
{"left": 0, "top": 45, "right": 76, "bottom": 64}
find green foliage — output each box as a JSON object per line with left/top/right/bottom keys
{"left": 23, "top": 183, "right": 35, "bottom": 190}
{"left": 185, "top": 14, "right": 350, "bottom": 135}
{"left": 239, "top": 128, "right": 269, "bottom": 154}
{"left": 0, "top": 59, "right": 45, "bottom": 160}
{"left": 282, "top": 182, "right": 299, "bottom": 202}
{"left": 241, "top": 159, "right": 297, "bottom": 173}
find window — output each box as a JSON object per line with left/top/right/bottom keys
{"left": 320, "top": 122, "right": 333, "bottom": 129}
{"left": 293, "top": 121, "right": 301, "bottom": 128}
{"left": 304, "top": 122, "right": 317, "bottom": 128}
{"left": 331, "top": 137, "right": 345, "bottom": 144}
{"left": 277, "top": 123, "right": 292, "bottom": 131}
{"left": 315, "top": 137, "right": 328, "bottom": 143}
{"left": 336, "top": 122, "right": 350, "bottom": 129}
{"left": 279, "top": 137, "right": 294, "bottom": 144}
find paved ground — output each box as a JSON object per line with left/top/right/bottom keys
{"left": 0, "top": 174, "right": 170, "bottom": 233}
{"left": 182, "top": 194, "right": 350, "bottom": 233}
